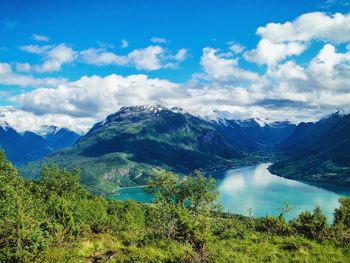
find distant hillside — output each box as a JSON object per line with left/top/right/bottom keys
{"left": 0, "top": 123, "right": 80, "bottom": 165}
{"left": 21, "top": 105, "right": 296, "bottom": 194}
{"left": 269, "top": 112, "right": 350, "bottom": 187}
{"left": 215, "top": 119, "right": 296, "bottom": 151}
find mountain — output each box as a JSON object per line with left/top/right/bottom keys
{"left": 20, "top": 105, "right": 297, "bottom": 195}
{"left": 269, "top": 112, "right": 350, "bottom": 187}
{"left": 0, "top": 122, "right": 50, "bottom": 165}
{"left": 215, "top": 119, "right": 296, "bottom": 151}
{"left": 42, "top": 126, "right": 81, "bottom": 151}
{"left": 0, "top": 123, "right": 80, "bottom": 166}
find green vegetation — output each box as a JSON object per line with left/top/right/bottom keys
{"left": 270, "top": 113, "right": 350, "bottom": 187}
{"left": 20, "top": 106, "right": 246, "bottom": 195}
{"left": 1, "top": 151, "right": 350, "bottom": 262}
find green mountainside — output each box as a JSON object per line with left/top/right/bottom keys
{"left": 21, "top": 105, "right": 296, "bottom": 195}
{"left": 1, "top": 152, "right": 350, "bottom": 262}
{"left": 270, "top": 112, "right": 350, "bottom": 187}
{"left": 21, "top": 106, "right": 246, "bottom": 194}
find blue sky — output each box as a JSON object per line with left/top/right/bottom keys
{"left": 1, "top": 0, "right": 350, "bottom": 132}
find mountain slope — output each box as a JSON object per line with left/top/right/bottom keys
{"left": 216, "top": 119, "right": 296, "bottom": 151}
{"left": 0, "top": 123, "right": 80, "bottom": 166}
{"left": 269, "top": 112, "right": 350, "bottom": 186}
{"left": 44, "top": 126, "right": 81, "bottom": 151}
{"left": 21, "top": 105, "right": 299, "bottom": 194}
{"left": 21, "top": 106, "right": 252, "bottom": 194}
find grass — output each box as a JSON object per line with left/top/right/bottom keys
{"left": 38, "top": 229, "right": 349, "bottom": 263}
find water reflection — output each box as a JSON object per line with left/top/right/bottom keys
{"left": 218, "top": 163, "right": 348, "bottom": 222}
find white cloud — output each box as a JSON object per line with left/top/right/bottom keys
{"left": 229, "top": 43, "right": 245, "bottom": 54}
{"left": 307, "top": 44, "right": 350, "bottom": 92}
{"left": 0, "top": 62, "right": 66, "bottom": 87}
{"left": 3, "top": 11, "right": 350, "bottom": 131}
{"left": 19, "top": 44, "right": 53, "bottom": 54}
{"left": 151, "top": 37, "right": 168, "bottom": 43}
{"left": 244, "top": 12, "right": 350, "bottom": 66}
{"left": 174, "top": 48, "right": 187, "bottom": 61}
{"left": 0, "top": 106, "right": 91, "bottom": 133}
{"left": 128, "top": 45, "right": 165, "bottom": 70}
{"left": 20, "top": 44, "right": 76, "bottom": 72}
{"left": 244, "top": 39, "right": 307, "bottom": 65}
{"left": 257, "top": 12, "right": 350, "bottom": 44}
{"left": 36, "top": 44, "right": 76, "bottom": 72}
{"left": 32, "top": 33, "right": 50, "bottom": 42}
{"left": 120, "top": 39, "right": 129, "bottom": 48}
{"left": 200, "top": 47, "right": 259, "bottom": 82}
{"left": 267, "top": 61, "right": 307, "bottom": 81}
{"left": 19, "top": 41, "right": 187, "bottom": 72}
{"left": 79, "top": 45, "right": 186, "bottom": 70}
{"left": 80, "top": 48, "right": 128, "bottom": 66}
{"left": 15, "top": 62, "right": 32, "bottom": 72}
{"left": 13, "top": 74, "right": 181, "bottom": 119}
{"left": 7, "top": 52, "right": 350, "bottom": 131}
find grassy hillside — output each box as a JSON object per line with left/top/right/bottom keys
{"left": 1, "top": 152, "right": 350, "bottom": 262}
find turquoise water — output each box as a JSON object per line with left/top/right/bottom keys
{"left": 115, "top": 163, "right": 350, "bottom": 222}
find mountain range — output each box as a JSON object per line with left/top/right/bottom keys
{"left": 19, "top": 105, "right": 296, "bottom": 194}
{"left": 2, "top": 105, "right": 349, "bottom": 195}
{"left": 269, "top": 112, "right": 350, "bottom": 187}
{"left": 0, "top": 123, "right": 80, "bottom": 166}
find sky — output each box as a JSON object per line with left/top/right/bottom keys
{"left": 1, "top": 0, "right": 350, "bottom": 133}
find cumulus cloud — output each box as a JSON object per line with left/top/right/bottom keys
{"left": 19, "top": 38, "right": 187, "bottom": 71}
{"left": 244, "top": 12, "right": 350, "bottom": 66}
{"left": 80, "top": 48, "right": 128, "bottom": 66}
{"left": 20, "top": 43, "right": 76, "bottom": 72}
{"left": 79, "top": 45, "right": 187, "bottom": 70}
{"left": 200, "top": 47, "right": 259, "bottom": 82}
{"left": 13, "top": 74, "right": 181, "bottom": 119}
{"left": 0, "top": 106, "right": 91, "bottom": 133}
{"left": 3, "top": 11, "right": 350, "bottom": 131}
{"left": 257, "top": 12, "right": 350, "bottom": 44}
{"left": 7, "top": 51, "right": 350, "bottom": 131}
{"left": 36, "top": 44, "right": 76, "bottom": 72}
{"left": 32, "top": 33, "right": 50, "bottom": 42}
{"left": 244, "top": 39, "right": 306, "bottom": 65}
{"left": 19, "top": 44, "right": 53, "bottom": 54}
{"left": 307, "top": 44, "right": 350, "bottom": 92}
{"left": 0, "top": 62, "right": 66, "bottom": 87}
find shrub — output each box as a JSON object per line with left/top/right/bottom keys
{"left": 290, "top": 206, "right": 328, "bottom": 240}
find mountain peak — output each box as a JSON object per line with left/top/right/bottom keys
{"left": 0, "top": 120, "right": 12, "bottom": 131}
{"left": 319, "top": 110, "right": 345, "bottom": 124}
{"left": 36, "top": 125, "right": 61, "bottom": 137}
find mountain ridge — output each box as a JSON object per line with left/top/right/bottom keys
{"left": 269, "top": 112, "right": 350, "bottom": 187}
{"left": 0, "top": 124, "right": 80, "bottom": 165}
{"left": 20, "top": 105, "right": 296, "bottom": 194}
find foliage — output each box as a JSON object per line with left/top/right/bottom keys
{"left": 146, "top": 170, "right": 220, "bottom": 260}
{"left": 1, "top": 151, "right": 350, "bottom": 262}
{"left": 290, "top": 207, "right": 328, "bottom": 240}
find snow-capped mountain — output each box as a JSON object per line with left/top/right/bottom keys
{"left": 0, "top": 124, "right": 80, "bottom": 166}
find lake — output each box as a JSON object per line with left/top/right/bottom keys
{"left": 115, "top": 163, "right": 350, "bottom": 222}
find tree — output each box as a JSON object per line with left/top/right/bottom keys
{"left": 290, "top": 206, "right": 328, "bottom": 240}
{"left": 333, "top": 198, "right": 350, "bottom": 229}
{"left": 147, "top": 170, "right": 220, "bottom": 261}
{"left": 0, "top": 150, "right": 48, "bottom": 262}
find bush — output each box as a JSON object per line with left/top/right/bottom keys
{"left": 333, "top": 198, "right": 350, "bottom": 229}
{"left": 256, "top": 214, "right": 291, "bottom": 236}
{"left": 290, "top": 206, "right": 328, "bottom": 240}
